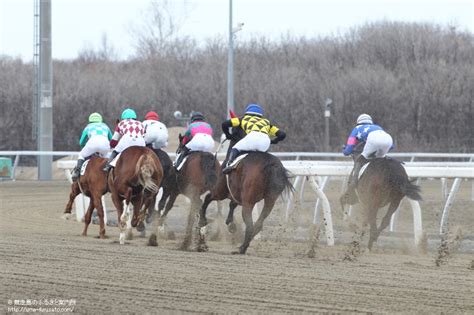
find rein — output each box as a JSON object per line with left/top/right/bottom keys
{"left": 225, "top": 173, "right": 241, "bottom": 204}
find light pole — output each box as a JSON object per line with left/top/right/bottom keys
{"left": 227, "top": 0, "right": 243, "bottom": 118}
{"left": 324, "top": 98, "right": 332, "bottom": 151}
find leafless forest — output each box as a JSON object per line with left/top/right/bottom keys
{"left": 1, "top": 21, "right": 473, "bottom": 152}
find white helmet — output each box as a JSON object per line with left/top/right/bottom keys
{"left": 356, "top": 113, "right": 373, "bottom": 125}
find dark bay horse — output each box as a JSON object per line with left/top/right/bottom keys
{"left": 198, "top": 129, "right": 294, "bottom": 254}
{"left": 175, "top": 134, "right": 220, "bottom": 250}
{"left": 340, "top": 154, "right": 422, "bottom": 250}
{"left": 64, "top": 156, "right": 108, "bottom": 238}
{"left": 107, "top": 146, "right": 163, "bottom": 245}
{"left": 144, "top": 148, "right": 180, "bottom": 226}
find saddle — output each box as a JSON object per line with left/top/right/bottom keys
{"left": 226, "top": 153, "right": 249, "bottom": 170}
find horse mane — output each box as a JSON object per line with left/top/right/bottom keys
{"left": 135, "top": 153, "right": 160, "bottom": 193}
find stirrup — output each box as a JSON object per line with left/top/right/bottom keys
{"left": 222, "top": 165, "right": 233, "bottom": 174}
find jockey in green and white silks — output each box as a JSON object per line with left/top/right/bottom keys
{"left": 71, "top": 112, "right": 113, "bottom": 181}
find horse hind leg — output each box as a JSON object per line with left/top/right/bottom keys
{"left": 180, "top": 197, "right": 200, "bottom": 251}
{"left": 376, "top": 196, "right": 403, "bottom": 243}
{"left": 64, "top": 183, "right": 80, "bottom": 215}
{"left": 92, "top": 194, "right": 106, "bottom": 239}
{"left": 234, "top": 205, "right": 255, "bottom": 255}
{"left": 82, "top": 199, "right": 95, "bottom": 237}
{"left": 252, "top": 196, "right": 277, "bottom": 239}
{"left": 226, "top": 200, "right": 239, "bottom": 233}
{"left": 367, "top": 209, "right": 379, "bottom": 251}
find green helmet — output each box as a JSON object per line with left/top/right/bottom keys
{"left": 121, "top": 108, "right": 137, "bottom": 120}
{"left": 88, "top": 112, "right": 103, "bottom": 123}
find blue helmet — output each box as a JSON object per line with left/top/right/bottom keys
{"left": 121, "top": 108, "right": 137, "bottom": 120}
{"left": 245, "top": 104, "right": 264, "bottom": 116}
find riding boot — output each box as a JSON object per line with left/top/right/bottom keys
{"left": 222, "top": 148, "right": 240, "bottom": 174}
{"left": 71, "top": 158, "right": 85, "bottom": 182}
{"left": 174, "top": 146, "right": 190, "bottom": 171}
{"left": 103, "top": 150, "right": 118, "bottom": 172}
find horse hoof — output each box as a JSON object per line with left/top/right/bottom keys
{"left": 196, "top": 244, "right": 209, "bottom": 252}
{"left": 231, "top": 250, "right": 240, "bottom": 255}
{"left": 198, "top": 219, "right": 208, "bottom": 228}
{"left": 148, "top": 234, "right": 158, "bottom": 246}
{"left": 136, "top": 221, "right": 145, "bottom": 232}
{"left": 228, "top": 222, "right": 237, "bottom": 234}
{"left": 61, "top": 213, "right": 72, "bottom": 220}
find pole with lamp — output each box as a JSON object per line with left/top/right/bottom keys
{"left": 324, "top": 98, "right": 332, "bottom": 152}
{"left": 227, "top": 0, "right": 244, "bottom": 118}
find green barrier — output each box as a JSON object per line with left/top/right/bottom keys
{"left": 0, "top": 157, "right": 12, "bottom": 178}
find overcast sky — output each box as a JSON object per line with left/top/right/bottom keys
{"left": 1, "top": 0, "right": 473, "bottom": 61}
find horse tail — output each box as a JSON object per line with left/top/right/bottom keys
{"left": 200, "top": 153, "right": 218, "bottom": 188}
{"left": 400, "top": 179, "right": 422, "bottom": 201}
{"left": 264, "top": 158, "right": 295, "bottom": 198}
{"left": 135, "top": 153, "right": 160, "bottom": 193}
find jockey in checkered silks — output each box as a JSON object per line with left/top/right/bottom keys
{"left": 103, "top": 108, "right": 145, "bottom": 173}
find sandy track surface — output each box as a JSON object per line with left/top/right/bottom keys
{"left": 1, "top": 181, "right": 473, "bottom": 314}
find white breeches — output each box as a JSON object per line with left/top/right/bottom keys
{"left": 185, "top": 133, "right": 215, "bottom": 152}
{"left": 362, "top": 130, "right": 393, "bottom": 158}
{"left": 79, "top": 136, "right": 110, "bottom": 159}
{"left": 233, "top": 131, "right": 271, "bottom": 152}
{"left": 144, "top": 124, "right": 169, "bottom": 149}
{"left": 114, "top": 135, "right": 145, "bottom": 153}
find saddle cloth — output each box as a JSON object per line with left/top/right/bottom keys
{"left": 227, "top": 153, "right": 249, "bottom": 170}
{"left": 358, "top": 162, "right": 370, "bottom": 180}
{"left": 175, "top": 155, "right": 189, "bottom": 171}
{"left": 80, "top": 159, "right": 90, "bottom": 176}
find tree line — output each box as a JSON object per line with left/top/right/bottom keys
{"left": 1, "top": 21, "right": 472, "bottom": 154}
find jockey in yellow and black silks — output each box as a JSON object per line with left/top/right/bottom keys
{"left": 221, "top": 103, "right": 286, "bottom": 174}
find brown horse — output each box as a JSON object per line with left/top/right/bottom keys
{"left": 64, "top": 156, "right": 108, "bottom": 238}
{"left": 107, "top": 146, "right": 163, "bottom": 245}
{"left": 175, "top": 134, "right": 220, "bottom": 250}
{"left": 198, "top": 128, "right": 294, "bottom": 254}
{"left": 340, "top": 152, "right": 422, "bottom": 250}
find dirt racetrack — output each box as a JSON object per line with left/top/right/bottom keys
{"left": 1, "top": 180, "right": 473, "bottom": 314}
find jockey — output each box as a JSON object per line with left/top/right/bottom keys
{"left": 343, "top": 113, "right": 394, "bottom": 194}
{"left": 143, "top": 111, "right": 169, "bottom": 149}
{"left": 221, "top": 103, "right": 286, "bottom": 174}
{"left": 71, "top": 112, "right": 113, "bottom": 181}
{"left": 174, "top": 111, "right": 214, "bottom": 170}
{"left": 103, "top": 108, "right": 145, "bottom": 172}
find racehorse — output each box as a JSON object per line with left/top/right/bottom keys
{"left": 198, "top": 127, "right": 294, "bottom": 254}
{"left": 64, "top": 156, "right": 108, "bottom": 238}
{"left": 340, "top": 151, "right": 422, "bottom": 250}
{"left": 174, "top": 134, "right": 220, "bottom": 250}
{"left": 144, "top": 148, "right": 180, "bottom": 226}
{"left": 107, "top": 146, "right": 163, "bottom": 245}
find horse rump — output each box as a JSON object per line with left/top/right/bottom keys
{"left": 199, "top": 152, "right": 218, "bottom": 189}
{"left": 262, "top": 154, "right": 294, "bottom": 198}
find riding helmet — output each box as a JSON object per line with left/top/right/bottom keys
{"left": 245, "top": 104, "right": 264, "bottom": 116}
{"left": 356, "top": 113, "right": 373, "bottom": 125}
{"left": 121, "top": 108, "right": 137, "bottom": 120}
{"left": 190, "top": 111, "right": 205, "bottom": 122}
{"left": 145, "top": 111, "right": 160, "bottom": 121}
{"left": 88, "top": 112, "right": 103, "bottom": 123}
